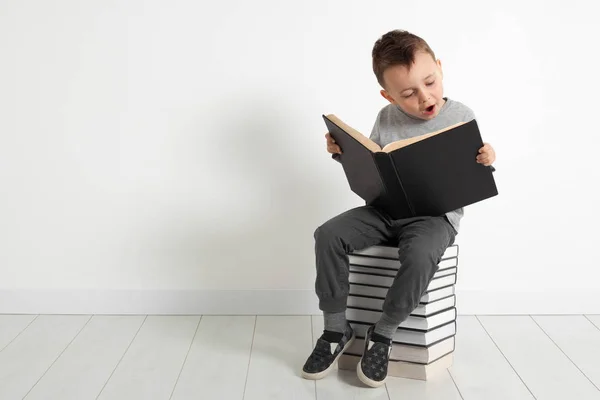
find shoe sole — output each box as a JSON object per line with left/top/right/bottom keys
{"left": 301, "top": 332, "right": 356, "bottom": 380}
{"left": 356, "top": 358, "right": 386, "bottom": 388}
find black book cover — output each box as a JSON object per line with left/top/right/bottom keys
{"left": 323, "top": 115, "right": 498, "bottom": 219}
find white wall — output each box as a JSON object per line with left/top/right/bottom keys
{"left": 1, "top": 0, "right": 599, "bottom": 314}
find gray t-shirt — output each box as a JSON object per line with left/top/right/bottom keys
{"left": 369, "top": 97, "right": 476, "bottom": 233}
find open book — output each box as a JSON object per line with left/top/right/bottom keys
{"left": 323, "top": 114, "right": 498, "bottom": 219}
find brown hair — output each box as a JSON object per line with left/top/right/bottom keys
{"left": 372, "top": 30, "right": 436, "bottom": 88}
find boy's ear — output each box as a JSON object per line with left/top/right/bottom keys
{"left": 380, "top": 90, "right": 395, "bottom": 104}
{"left": 437, "top": 59, "right": 443, "bottom": 78}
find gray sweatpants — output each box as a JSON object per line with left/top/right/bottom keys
{"left": 313, "top": 205, "right": 456, "bottom": 325}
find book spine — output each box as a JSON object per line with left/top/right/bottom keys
{"left": 367, "top": 152, "right": 386, "bottom": 208}
{"left": 389, "top": 153, "right": 416, "bottom": 217}
{"left": 373, "top": 153, "right": 415, "bottom": 218}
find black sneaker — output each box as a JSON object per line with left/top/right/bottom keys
{"left": 301, "top": 323, "right": 355, "bottom": 380}
{"left": 356, "top": 325, "right": 392, "bottom": 387}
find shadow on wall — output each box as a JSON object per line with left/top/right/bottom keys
{"left": 143, "top": 95, "right": 341, "bottom": 290}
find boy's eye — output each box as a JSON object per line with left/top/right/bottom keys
{"left": 402, "top": 92, "right": 414, "bottom": 98}
{"left": 426, "top": 80, "right": 435, "bottom": 86}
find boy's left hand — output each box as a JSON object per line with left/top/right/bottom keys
{"left": 477, "top": 142, "right": 495, "bottom": 166}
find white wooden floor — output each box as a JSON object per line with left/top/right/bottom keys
{"left": 1, "top": 315, "right": 600, "bottom": 400}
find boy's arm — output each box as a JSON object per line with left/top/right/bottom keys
{"left": 369, "top": 116, "right": 381, "bottom": 145}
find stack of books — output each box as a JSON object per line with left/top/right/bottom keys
{"left": 338, "top": 243, "right": 459, "bottom": 381}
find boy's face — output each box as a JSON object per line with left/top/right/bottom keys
{"left": 380, "top": 51, "right": 445, "bottom": 120}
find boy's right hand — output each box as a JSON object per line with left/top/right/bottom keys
{"left": 325, "top": 133, "right": 342, "bottom": 154}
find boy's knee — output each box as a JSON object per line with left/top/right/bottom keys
{"left": 313, "top": 221, "right": 345, "bottom": 253}
{"left": 314, "top": 224, "right": 335, "bottom": 245}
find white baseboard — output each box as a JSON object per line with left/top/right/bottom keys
{"left": 0, "top": 289, "right": 320, "bottom": 315}
{"left": 455, "top": 289, "right": 600, "bottom": 315}
{"left": 1, "top": 289, "right": 599, "bottom": 315}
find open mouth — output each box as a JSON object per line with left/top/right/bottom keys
{"left": 424, "top": 105, "right": 435, "bottom": 114}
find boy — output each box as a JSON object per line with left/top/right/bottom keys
{"left": 301, "top": 29, "right": 496, "bottom": 387}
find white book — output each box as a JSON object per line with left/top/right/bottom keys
{"left": 347, "top": 294, "right": 456, "bottom": 317}
{"left": 350, "top": 320, "right": 456, "bottom": 346}
{"left": 346, "top": 307, "right": 456, "bottom": 331}
{"left": 349, "top": 265, "right": 457, "bottom": 279}
{"left": 349, "top": 271, "right": 456, "bottom": 291}
{"left": 349, "top": 284, "right": 455, "bottom": 304}
{"left": 348, "top": 255, "right": 458, "bottom": 272}
{"left": 338, "top": 352, "right": 454, "bottom": 381}
{"left": 351, "top": 244, "right": 458, "bottom": 260}
{"left": 345, "top": 336, "right": 455, "bottom": 364}
{"left": 420, "top": 286, "right": 455, "bottom": 303}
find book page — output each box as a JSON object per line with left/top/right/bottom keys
{"left": 324, "top": 114, "right": 382, "bottom": 153}
{"left": 381, "top": 122, "right": 466, "bottom": 153}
